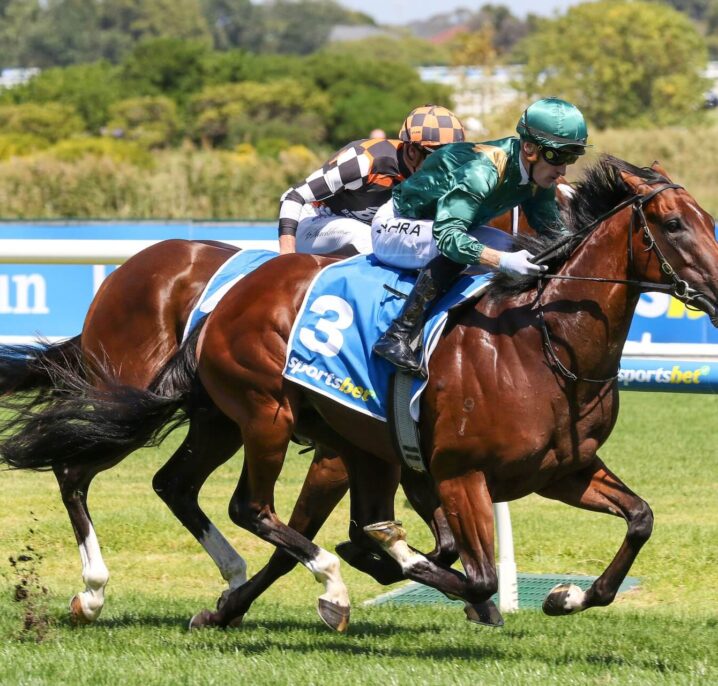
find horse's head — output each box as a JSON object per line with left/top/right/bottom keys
{"left": 619, "top": 162, "right": 718, "bottom": 326}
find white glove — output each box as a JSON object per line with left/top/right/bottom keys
{"left": 498, "top": 249, "right": 547, "bottom": 277}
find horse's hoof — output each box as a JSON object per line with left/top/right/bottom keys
{"left": 69, "top": 594, "right": 97, "bottom": 625}
{"left": 464, "top": 599, "right": 504, "bottom": 627}
{"left": 543, "top": 583, "right": 585, "bottom": 616}
{"left": 227, "top": 615, "right": 245, "bottom": 629}
{"left": 188, "top": 609, "right": 216, "bottom": 630}
{"left": 317, "top": 598, "right": 350, "bottom": 633}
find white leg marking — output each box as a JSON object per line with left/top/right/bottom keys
{"left": 199, "top": 525, "right": 248, "bottom": 590}
{"left": 305, "top": 549, "right": 350, "bottom": 608}
{"left": 364, "top": 521, "right": 424, "bottom": 573}
{"left": 76, "top": 524, "right": 110, "bottom": 621}
{"left": 384, "top": 539, "right": 425, "bottom": 573}
{"left": 562, "top": 584, "right": 587, "bottom": 613}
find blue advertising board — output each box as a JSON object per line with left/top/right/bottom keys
{"left": 0, "top": 221, "right": 276, "bottom": 342}
{"left": 0, "top": 221, "right": 716, "bottom": 391}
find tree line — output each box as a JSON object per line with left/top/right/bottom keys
{"left": 0, "top": 0, "right": 711, "bottom": 158}
{"left": 0, "top": 0, "right": 377, "bottom": 67}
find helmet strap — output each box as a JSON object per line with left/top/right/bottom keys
{"left": 520, "top": 140, "right": 540, "bottom": 183}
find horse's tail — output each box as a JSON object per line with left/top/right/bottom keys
{"left": 0, "top": 336, "right": 83, "bottom": 396}
{"left": 0, "top": 326, "right": 202, "bottom": 472}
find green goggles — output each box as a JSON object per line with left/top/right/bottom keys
{"left": 540, "top": 147, "right": 580, "bottom": 166}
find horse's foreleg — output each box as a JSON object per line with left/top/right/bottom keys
{"left": 152, "top": 403, "right": 247, "bottom": 600}
{"left": 336, "top": 465, "right": 457, "bottom": 584}
{"left": 399, "top": 467, "right": 458, "bottom": 567}
{"left": 538, "top": 458, "right": 653, "bottom": 616}
{"left": 205, "top": 445, "right": 350, "bottom": 627}
{"left": 404, "top": 468, "right": 502, "bottom": 625}
{"left": 54, "top": 464, "right": 112, "bottom": 624}
{"left": 357, "top": 457, "right": 503, "bottom": 626}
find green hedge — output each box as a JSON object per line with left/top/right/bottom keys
{"left": 0, "top": 125, "right": 716, "bottom": 219}
{"left": 0, "top": 145, "right": 321, "bottom": 219}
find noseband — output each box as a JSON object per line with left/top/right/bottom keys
{"left": 535, "top": 182, "right": 713, "bottom": 383}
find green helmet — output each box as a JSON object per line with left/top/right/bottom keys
{"left": 516, "top": 97, "right": 588, "bottom": 152}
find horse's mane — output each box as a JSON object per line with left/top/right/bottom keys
{"left": 487, "top": 155, "right": 669, "bottom": 299}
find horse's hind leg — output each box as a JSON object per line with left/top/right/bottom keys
{"left": 538, "top": 457, "right": 653, "bottom": 616}
{"left": 190, "top": 394, "right": 350, "bottom": 632}
{"left": 54, "top": 461, "right": 121, "bottom": 624}
{"left": 203, "top": 445, "right": 350, "bottom": 627}
{"left": 152, "top": 399, "right": 248, "bottom": 599}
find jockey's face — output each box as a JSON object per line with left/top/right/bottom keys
{"left": 521, "top": 140, "right": 575, "bottom": 189}
{"left": 532, "top": 155, "right": 567, "bottom": 188}
{"left": 403, "top": 142, "right": 431, "bottom": 174}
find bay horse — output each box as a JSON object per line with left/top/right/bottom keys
{"left": 187, "top": 157, "right": 718, "bottom": 629}
{"left": 53, "top": 155, "right": 714, "bottom": 632}
{"left": 0, "top": 190, "right": 568, "bottom": 625}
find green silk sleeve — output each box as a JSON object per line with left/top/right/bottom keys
{"left": 432, "top": 162, "right": 499, "bottom": 264}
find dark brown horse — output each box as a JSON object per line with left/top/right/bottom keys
{"left": 103, "top": 156, "right": 716, "bottom": 632}
{"left": 0, "top": 193, "right": 568, "bottom": 625}
{"left": 0, "top": 239, "right": 249, "bottom": 622}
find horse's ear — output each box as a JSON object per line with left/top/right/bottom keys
{"left": 618, "top": 169, "right": 644, "bottom": 193}
{"left": 650, "top": 160, "right": 672, "bottom": 180}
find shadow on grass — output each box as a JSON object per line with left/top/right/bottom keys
{"left": 39, "top": 604, "right": 713, "bottom": 675}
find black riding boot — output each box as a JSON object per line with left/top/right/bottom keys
{"left": 373, "top": 255, "right": 464, "bottom": 377}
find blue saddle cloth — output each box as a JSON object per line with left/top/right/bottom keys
{"left": 283, "top": 254, "right": 492, "bottom": 422}
{"left": 182, "top": 249, "right": 278, "bottom": 342}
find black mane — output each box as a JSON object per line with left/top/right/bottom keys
{"left": 487, "top": 155, "right": 669, "bottom": 299}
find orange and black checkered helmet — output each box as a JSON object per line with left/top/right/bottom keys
{"left": 399, "top": 105, "right": 465, "bottom": 148}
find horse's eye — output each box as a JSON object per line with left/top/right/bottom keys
{"left": 664, "top": 218, "right": 682, "bottom": 233}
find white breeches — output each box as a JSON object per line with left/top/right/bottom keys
{"left": 371, "top": 199, "right": 515, "bottom": 270}
{"left": 295, "top": 205, "right": 373, "bottom": 256}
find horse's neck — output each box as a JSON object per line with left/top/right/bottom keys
{"left": 544, "top": 212, "right": 641, "bottom": 374}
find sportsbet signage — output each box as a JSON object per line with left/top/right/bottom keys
{"left": 622, "top": 290, "right": 718, "bottom": 392}
{"left": 0, "top": 222, "right": 716, "bottom": 392}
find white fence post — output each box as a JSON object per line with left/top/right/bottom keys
{"left": 494, "top": 501, "right": 519, "bottom": 612}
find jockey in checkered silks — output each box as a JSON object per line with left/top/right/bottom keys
{"left": 277, "top": 105, "right": 466, "bottom": 256}
{"left": 371, "top": 97, "right": 590, "bottom": 377}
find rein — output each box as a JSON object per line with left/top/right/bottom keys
{"left": 535, "top": 182, "right": 694, "bottom": 384}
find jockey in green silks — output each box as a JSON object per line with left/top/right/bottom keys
{"left": 371, "top": 96, "right": 589, "bottom": 377}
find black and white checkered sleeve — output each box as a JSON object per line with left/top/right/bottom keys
{"left": 278, "top": 146, "right": 371, "bottom": 236}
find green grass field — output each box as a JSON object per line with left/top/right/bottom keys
{"left": 0, "top": 392, "right": 716, "bottom": 685}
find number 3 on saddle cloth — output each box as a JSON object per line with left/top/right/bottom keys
{"left": 283, "top": 254, "right": 493, "bottom": 422}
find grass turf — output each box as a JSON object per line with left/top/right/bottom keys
{"left": 0, "top": 392, "right": 716, "bottom": 684}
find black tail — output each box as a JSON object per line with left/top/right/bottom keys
{"left": 0, "top": 336, "right": 83, "bottom": 396}
{"left": 0, "top": 326, "right": 203, "bottom": 472}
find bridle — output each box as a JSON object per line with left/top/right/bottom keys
{"left": 533, "top": 182, "right": 715, "bottom": 383}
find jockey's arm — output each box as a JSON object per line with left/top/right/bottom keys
{"left": 432, "top": 167, "right": 501, "bottom": 266}
{"left": 277, "top": 145, "right": 372, "bottom": 254}
{"left": 432, "top": 173, "right": 544, "bottom": 276}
